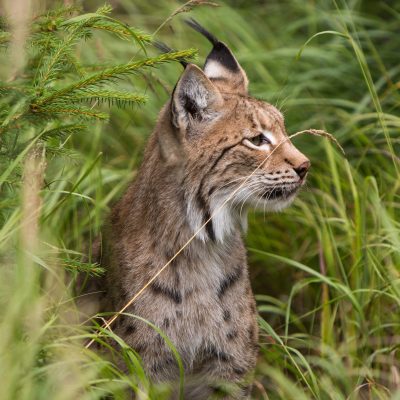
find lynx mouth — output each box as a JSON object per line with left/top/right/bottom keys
{"left": 261, "top": 184, "right": 300, "bottom": 201}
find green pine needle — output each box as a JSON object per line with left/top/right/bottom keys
{"left": 33, "top": 49, "right": 196, "bottom": 107}
{"left": 33, "top": 105, "right": 109, "bottom": 120}
{"left": 73, "top": 90, "right": 148, "bottom": 107}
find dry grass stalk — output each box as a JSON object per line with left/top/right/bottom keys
{"left": 21, "top": 145, "right": 46, "bottom": 257}
{"left": 2, "top": 0, "right": 34, "bottom": 78}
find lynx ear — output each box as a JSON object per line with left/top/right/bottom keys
{"left": 186, "top": 19, "right": 248, "bottom": 95}
{"left": 172, "top": 63, "right": 223, "bottom": 132}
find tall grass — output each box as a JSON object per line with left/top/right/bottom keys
{"left": 0, "top": 0, "right": 399, "bottom": 399}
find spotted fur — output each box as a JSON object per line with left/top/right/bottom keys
{"left": 81, "top": 21, "right": 310, "bottom": 399}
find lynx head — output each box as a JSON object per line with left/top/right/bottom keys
{"left": 157, "top": 20, "right": 310, "bottom": 242}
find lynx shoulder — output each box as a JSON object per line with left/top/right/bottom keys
{"left": 83, "top": 20, "right": 310, "bottom": 399}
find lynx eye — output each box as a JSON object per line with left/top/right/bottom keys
{"left": 243, "top": 132, "right": 273, "bottom": 150}
{"left": 251, "top": 133, "right": 271, "bottom": 146}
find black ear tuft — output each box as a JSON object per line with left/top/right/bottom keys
{"left": 185, "top": 18, "right": 240, "bottom": 72}
{"left": 206, "top": 42, "right": 240, "bottom": 72}
{"left": 185, "top": 18, "right": 219, "bottom": 46}
{"left": 152, "top": 40, "right": 188, "bottom": 68}
{"left": 185, "top": 18, "right": 248, "bottom": 94}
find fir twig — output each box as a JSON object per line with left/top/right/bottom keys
{"left": 90, "top": 23, "right": 151, "bottom": 43}
{"left": 40, "top": 123, "right": 87, "bottom": 139}
{"left": 60, "top": 7, "right": 149, "bottom": 53}
{"left": 33, "top": 106, "right": 109, "bottom": 120}
{"left": 32, "top": 49, "right": 196, "bottom": 107}
{"left": 73, "top": 90, "right": 147, "bottom": 108}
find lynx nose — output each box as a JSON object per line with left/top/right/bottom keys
{"left": 293, "top": 160, "right": 311, "bottom": 179}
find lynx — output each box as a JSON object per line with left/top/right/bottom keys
{"left": 84, "top": 20, "right": 310, "bottom": 399}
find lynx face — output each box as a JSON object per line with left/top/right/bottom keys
{"left": 160, "top": 25, "right": 310, "bottom": 242}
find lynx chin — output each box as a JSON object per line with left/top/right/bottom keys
{"left": 81, "top": 19, "right": 311, "bottom": 399}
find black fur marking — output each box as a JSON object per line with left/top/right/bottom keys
{"left": 156, "top": 333, "right": 163, "bottom": 345}
{"left": 173, "top": 269, "right": 180, "bottom": 286}
{"left": 196, "top": 194, "right": 215, "bottom": 242}
{"left": 208, "top": 182, "right": 223, "bottom": 197}
{"left": 150, "top": 356, "right": 176, "bottom": 374}
{"left": 134, "top": 344, "right": 146, "bottom": 353}
{"left": 205, "top": 210, "right": 216, "bottom": 242}
{"left": 218, "top": 266, "right": 243, "bottom": 299}
{"left": 165, "top": 249, "right": 179, "bottom": 269}
{"left": 163, "top": 318, "right": 170, "bottom": 328}
{"left": 223, "top": 309, "right": 231, "bottom": 321}
{"left": 150, "top": 281, "right": 182, "bottom": 304}
{"left": 285, "top": 158, "right": 295, "bottom": 167}
{"left": 210, "top": 384, "right": 229, "bottom": 396}
{"left": 207, "top": 142, "right": 242, "bottom": 175}
{"left": 217, "top": 136, "right": 229, "bottom": 145}
{"left": 227, "top": 330, "right": 238, "bottom": 340}
{"left": 247, "top": 325, "right": 257, "bottom": 343}
{"left": 217, "top": 351, "right": 230, "bottom": 362}
{"left": 206, "top": 42, "right": 240, "bottom": 72}
{"left": 124, "top": 324, "right": 136, "bottom": 335}
{"left": 165, "top": 249, "right": 174, "bottom": 260}
{"left": 233, "top": 366, "right": 247, "bottom": 376}
{"left": 206, "top": 345, "right": 231, "bottom": 362}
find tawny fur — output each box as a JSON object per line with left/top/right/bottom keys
{"left": 81, "top": 24, "right": 310, "bottom": 399}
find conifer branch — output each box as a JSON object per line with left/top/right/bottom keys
{"left": 73, "top": 91, "right": 147, "bottom": 107}
{"left": 90, "top": 23, "right": 151, "bottom": 43}
{"left": 61, "top": 7, "right": 149, "bottom": 52}
{"left": 34, "top": 28, "right": 84, "bottom": 87}
{"left": 33, "top": 106, "right": 109, "bottom": 120}
{"left": 33, "top": 49, "right": 196, "bottom": 107}
{"left": 41, "top": 123, "right": 87, "bottom": 139}
{"left": 36, "top": 4, "right": 80, "bottom": 21}
{"left": 0, "top": 3, "right": 195, "bottom": 158}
